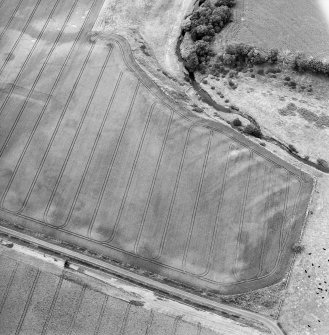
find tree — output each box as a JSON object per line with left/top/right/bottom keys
{"left": 184, "top": 51, "right": 199, "bottom": 72}
{"left": 214, "top": 0, "right": 236, "bottom": 7}
{"left": 291, "top": 243, "right": 305, "bottom": 254}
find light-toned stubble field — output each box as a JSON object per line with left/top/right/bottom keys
{"left": 218, "top": 0, "right": 329, "bottom": 58}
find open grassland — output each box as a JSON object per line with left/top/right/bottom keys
{"left": 218, "top": 0, "right": 329, "bottom": 58}
{"left": 95, "top": 0, "right": 194, "bottom": 77}
{"left": 0, "top": 0, "right": 313, "bottom": 294}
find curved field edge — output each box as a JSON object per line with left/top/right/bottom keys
{"left": 82, "top": 33, "right": 316, "bottom": 294}
{"left": 1, "top": 28, "right": 315, "bottom": 294}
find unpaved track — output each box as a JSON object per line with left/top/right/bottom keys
{"left": 0, "top": 226, "right": 284, "bottom": 335}
{"left": 0, "top": 0, "right": 313, "bottom": 295}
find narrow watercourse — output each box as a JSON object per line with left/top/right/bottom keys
{"left": 175, "top": 15, "right": 329, "bottom": 173}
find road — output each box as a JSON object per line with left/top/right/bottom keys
{"left": 0, "top": 225, "right": 284, "bottom": 335}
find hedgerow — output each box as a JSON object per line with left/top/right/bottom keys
{"left": 293, "top": 53, "right": 329, "bottom": 76}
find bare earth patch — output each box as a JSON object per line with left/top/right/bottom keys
{"left": 95, "top": 0, "right": 195, "bottom": 77}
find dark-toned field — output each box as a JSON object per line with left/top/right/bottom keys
{"left": 0, "top": 0, "right": 313, "bottom": 294}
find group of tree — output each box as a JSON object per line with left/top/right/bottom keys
{"left": 215, "top": 43, "right": 329, "bottom": 77}
{"left": 183, "top": 0, "right": 236, "bottom": 72}
{"left": 220, "top": 43, "right": 279, "bottom": 66}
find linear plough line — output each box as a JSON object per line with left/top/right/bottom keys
{"left": 233, "top": 150, "right": 253, "bottom": 281}
{"left": 0, "top": 0, "right": 83, "bottom": 135}
{"left": 269, "top": 173, "right": 291, "bottom": 274}
{"left": 198, "top": 143, "right": 234, "bottom": 278}
{"left": 0, "top": 261, "right": 18, "bottom": 315}
{"left": 14, "top": 269, "right": 40, "bottom": 335}
{"left": 106, "top": 102, "right": 157, "bottom": 244}
{"left": 0, "top": 0, "right": 24, "bottom": 41}
{"left": 282, "top": 177, "right": 302, "bottom": 247}
{"left": 86, "top": 81, "right": 141, "bottom": 239}
{"left": 268, "top": 172, "right": 292, "bottom": 275}
{"left": 0, "top": 0, "right": 68, "bottom": 153}
{"left": 0, "top": 0, "right": 7, "bottom": 10}
{"left": 67, "top": 285, "right": 86, "bottom": 335}
{"left": 182, "top": 130, "right": 213, "bottom": 270}
{"left": 244, "top": 163, "right": 267, "bottom": 279}
{"left": 119, "top": 303, "right": 131, "bottom": 335}
{"left": 0, "top": 44, "right": 97, "bottom": 211}
{"left": 63, "top": 71, "right": 124, "bottom": 230}
{"left": 40, "top": 276, "right": 63, "bottom": 335}
{"left": 0, "top": 0, "right": 43, "bottom": 114}
{"left": 259, "top": 172, "right": 290, "bottom": 277}
{"left": 145, "top": 310, "right": 154, "bottom": 335}
{"left": 93, "top": 295, "right": 108, "bottom": 335}
{"left": 43, "top": 46, "right": 113, "bottom": 225}
{"left": 278, "top": 172, "right": 291, "bottom": 250}
{"left": 1, "top": 0, "right": 100, "bottom": 214}
{"left": 171, "top": 316, "right": 182, "bottom": 335}
{"left": 0, "top": 0, "right": 57, "bottom": 80}
{"left": 196, "top": 322, "right": 201, "bottom": 335}
{"left": 134, "top": 109, "right": 174, "bottom": 255}
{"left": 152, "top": 125, "right": 195, "bottom": 261}
{"left": 0, "top": 0, "right": 82, "bottom": 204}
{"left": 256, "top": 166, "right": 274, "bottom": 278}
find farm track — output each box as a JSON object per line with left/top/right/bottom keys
{"left": 0, "top": 0, "right": 313, "bottom": 295}
{"left": 0, "top": 228, "right": 284, "bottom": 335}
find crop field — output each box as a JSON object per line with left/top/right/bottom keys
{"left": 218, "top": 0, "right": 329, "bottom": 58}
{"left": 0, "top": 0, "right": 313, "bottom": 294}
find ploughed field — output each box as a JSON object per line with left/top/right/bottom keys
{"left": 0, "top": 0, "right": 313, "bottom": 293}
